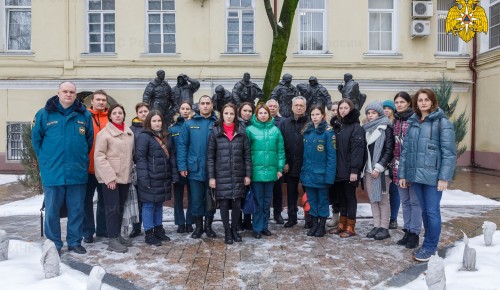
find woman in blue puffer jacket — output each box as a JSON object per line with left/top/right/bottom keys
{"left": 300, "top": 105, "right": 336, "bottom": 238}
{"left": 399, "top": 88, "right": 456, "bottom": 262}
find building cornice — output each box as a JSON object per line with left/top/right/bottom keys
{"left": 0, "top": 79, "right": 470, "bottom": 93}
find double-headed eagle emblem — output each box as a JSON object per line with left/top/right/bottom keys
{"left": 446, "top": 0, "right": 488, "bottom": 42}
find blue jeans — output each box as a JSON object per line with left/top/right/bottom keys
{"left": 142, "top": 202, "right": 164, "bottom": 231}
{"left": 174, "top": 179, "right": 193, "bottom": 225}
{"left": 398, "top": 184, "right": 422, "bottom": 235}
{"left": 413, "top": 183, "right": 442, "bottom": 253}
{"left": 389, "top": 181, "right": 400, "bottom": 221}
{"left": 304, "top": 186, "right": 329, "bottom": 218}
{"left": 189, "top": 179, "right": 215, "bottom": 217}
{"left": 83, "top": 174, "right": 107, "bottom": 238}
{"left": 43, "top": 184, "right": 86, "bottom": 250}
{"left": 251, "top": 181, "right": 274, "bottom": 232}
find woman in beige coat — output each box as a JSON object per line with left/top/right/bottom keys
{"left": 95, "top": 103, "right": 134, "bottom": 253}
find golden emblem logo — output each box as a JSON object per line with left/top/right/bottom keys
{"left": 317, "top": 144, "right": 324, "bottom": 152}
{"left": 79, "top": 126, "right": 86, "bottom": 135}
{"left": 446, "top": 0, "right": 488, "bottom": 43}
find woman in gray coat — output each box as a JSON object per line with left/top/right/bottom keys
{"left": 399, "top": 89, "right": 456, "bottom": 262}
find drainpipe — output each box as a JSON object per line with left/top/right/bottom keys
{"left": 468, "top": 37, "right": 477, "bottom": 167}
{"left": 274, "top": 0, "right": 277, "bottom": 19}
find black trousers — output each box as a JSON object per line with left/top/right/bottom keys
{"left": 286, "top": 176, "right": 300, "bottom": 216}
{"left": 220, "top": 199, "right": 241, "bottom": 229}
{"left": 272, "top": 176, "right": 284, "bottom": 215}
{"left": 334, "top": 180, "right": 357, "bottom": 220}
{"left": 328, "top": 185, "right": 340, "bottom": 213}
{"left": 101, "top": 183, "right": 130, "bottom": 239}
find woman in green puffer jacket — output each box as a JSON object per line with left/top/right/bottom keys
{"left": 246, "top": 103, "right": 285, "bottom": 239}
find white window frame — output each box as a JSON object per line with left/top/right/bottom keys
{"left": 436, "top": 0, "right": 466, "bottom": 55}
{"left": 225, "top": 0, "right": 255, "bottom": 54}
{"left": 297, "top": 0, "right": 327, "bottom": 54}
{"left": 146, "top": 0, "right": 176, "bottom": 54}
{"left": 367, "top": 0, "right": 398, "bottom": 54}
{"left": 86, "top": 0, "right": 115, "bottom": 54}
{"left": 6, "top": 122, "right": 29, "bottom": 161}
{"left": 487, "top": 0, "right": 500, "bottom": 50}
{"left": 1, "top": 0, "right": 31, "bottom": 52}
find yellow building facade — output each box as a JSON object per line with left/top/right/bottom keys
{"left": 0, "top": 0, "right": 499, "bottom": 171}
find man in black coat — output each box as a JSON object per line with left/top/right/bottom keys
{"left": 143, "top": 70, "right": 177, "bottom": 126}
{"left": 279, "top": 96, "right": 308, "bottom": 228}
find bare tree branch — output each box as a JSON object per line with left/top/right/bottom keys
{"left": 264, "top": 0, "right": 278, "bottom": 36}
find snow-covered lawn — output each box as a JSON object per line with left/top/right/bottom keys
{"left": 387, "top": 231, "right": 500, "bottom": 290}
{"left": 0, "top": 174, "right": 23, "bottom": 185}
{"left": 0, "top": 240, "right": 116, "bottom": 290}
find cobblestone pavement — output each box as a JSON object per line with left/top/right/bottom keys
{"left": 1, "top": 168, "right": 499, "bottom": 290}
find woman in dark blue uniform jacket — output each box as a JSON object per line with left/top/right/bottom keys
{"left": 300, "top": 105, "right": 336, "bottom": 237}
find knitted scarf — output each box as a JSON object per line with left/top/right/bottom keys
{"left": 363, "top": 115, "right": 392, "bottom": 202}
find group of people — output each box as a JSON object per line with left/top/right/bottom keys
{"left": 33, "top": 79, "right": 455, "bottom": 263}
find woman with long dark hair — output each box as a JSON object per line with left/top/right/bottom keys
{"left": 328, "top": 99, "right": 365, "bottom": 238}
{"left": 399, "top": 88, "right": 456, "bottom": 262}
{"left": 135, "top": 110, "right": 178, "bottom": 246}
{"left": 207, "top": 103, "right": 252, "bottom": 244}
{"left": 392, "top": 92, "right": 422, "bottom": 249}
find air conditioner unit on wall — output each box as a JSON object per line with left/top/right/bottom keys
{"left": 413, "top": 1, "right": 433, "bottom": 18}
{"left": 412, "top": 20, "right": 431, "bottom": 37}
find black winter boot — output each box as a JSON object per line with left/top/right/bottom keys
{"left": 154, "top": 226, "right": 170, "bottom": 241}
{"left": 204, "top": 216, "right": 217, "bottom": 238}
{"left": 406, "top": 232, "right": 419, "bottom": 249}
{"left": 231, "top": 224, "right": 242, "bottom": 242}
{"left": 284, "top": 214, "right": 297, "bottom": 228}
{"left": 315, "top": 217, "right": 327, "bottom": 237}
{"left": 224, "top": 227, "right": 233, "bottom": 244}
{"left": 307, "top": 216, "right": 319, "bottom": 236}
{"left": 304, "top": 214, "right": 313, "bottom": 229}
{"left": 243, "top": 214, "right": 253, "bottom": 231}
{"left": 397, "top": 229, "right": 410, "bottom": 246}
{"left": 129, "top": 223, "right": 142, "bottom": 238}
{"left": 145, "top": 229, "right": 162, "bottom": 246}
{"left": 185, "top": 223, "right": 194, "bottom": 233}
{"left": 191, "top": 216, "right": 204, "bottom": 239}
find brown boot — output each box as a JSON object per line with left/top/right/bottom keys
{"left": 329, "top": 216, "right": 347, "bottom": 235}
{"left": 340, "top": 219, "right": 356, "bottom": 238}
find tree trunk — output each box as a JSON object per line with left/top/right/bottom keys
{"left": 262, "top": 0, "right": 299, "bottom": 101}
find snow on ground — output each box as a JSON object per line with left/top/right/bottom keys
{"left": 387, "top": 231, "right": 500, "bottom": 290}
{"left": 0, "top": 174, "right": 23, "bottom": 186}
{"left": 0, "top": 195, "right": 43, "bottom": 217}
{"left": 0, "top": 173, "right": 499, "bottom": 289}
{"left": 0, "top": 240, "right": 116, "bottom": 290}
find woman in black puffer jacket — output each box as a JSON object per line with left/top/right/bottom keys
{"left": 207, "top": 103, "right": 252, "bottom": 244}
{"left": 136, "top": 110, "right": 178, "bottom": 246}
{"left": 329, "top": 98, "right": 366, "bottom": 238}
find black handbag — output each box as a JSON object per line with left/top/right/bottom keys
{"left": 206, "top": 188, "right": 216, "bottom": 212}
